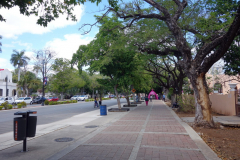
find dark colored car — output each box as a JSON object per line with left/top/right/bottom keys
{"left": 32, "top": 97, "right": 46, "bottom": 104}
{"left": 47, "top": 97, "right": 59, "bottom": 101}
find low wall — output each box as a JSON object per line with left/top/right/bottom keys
{"left": 209, "top": 91, "right": 236, "bottom": 116}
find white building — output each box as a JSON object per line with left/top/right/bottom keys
{"left": 0, "top": 69, "right": 17, "bottom": 97}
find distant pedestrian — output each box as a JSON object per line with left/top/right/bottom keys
{"left": 99, "top": 97, "right": 102, "bottom": 106}
{"left": 162, "top": 94, "right": 165, "bottom": 102}
{"left": 145, "top": 96, "right": 149, "bottom": 106}
{"left": 150, "top": 95, "right": 152, "bottom": 102}
{"left": 94, "top": 97, "right": 99, "bottom": 108}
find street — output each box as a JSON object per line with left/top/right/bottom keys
{"left": 0, "top": 99, "right": 127, "bottom": 135}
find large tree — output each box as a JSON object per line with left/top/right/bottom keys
{"left": 81, "top": 0, "right": 240, "bottom": 127}
{"left": 72, "top": 17, "right": 146, "bottom": 108}
{"left": 51, "top": 58, "right": 85, "bottom": 100}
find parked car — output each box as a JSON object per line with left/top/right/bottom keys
{"left": 0, "top": 97, "right": 15, "bottom": 104}
{"left": 15, "top": 97, "right": 33, "bottom": 104}
{"left": 78, "top": 95, "right": 88, "bottom": 101}
{"left": 104, "top": 95, "right": 109, "bottom": 98}
{"left": 70, "top": 95, "right": 80, "bottom": 101}
{"left": 32, "top": 97, "right": 46, "bottom": 104}
{"left": 47, "top": 97, "right": 59, "bottom": 101}
{"left": 109, "top": 95, "right": 115, "bottom": 98}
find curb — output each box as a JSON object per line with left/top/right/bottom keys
{"left": 163, "top": 101, "right": 221, "bottom": 160}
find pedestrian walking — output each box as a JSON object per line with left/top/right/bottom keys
{"left": 162, "top": 94, "right": 165, "bottom": 102}
{"left": 145, "top": 96, "right": 149, "bottom": 106}
{"left": 94, "top": 97, "right": 99, "bottom": 108}
{"left": 150, "top": 95, "right": 152, "bottom": 102}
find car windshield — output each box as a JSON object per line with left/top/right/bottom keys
{"left": 17, "top": 98, "right": 24, "bottom": 100}
{"left": 35, "top": 98, "right": 40, "bottom": 100}
{"left": 0, "top": 97, "right": 4, "bottom": 100}
{"left": 73, "top": 95, "right": 78, "bottom": 97}
{"left": 80, "top": 95, "right": 84, "bottom": 97}
{"left": 48, "top": 97, "right": 53, "bottom": 99}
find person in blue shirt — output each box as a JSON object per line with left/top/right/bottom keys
{"left": 162, "top": 94, "right": 165, "bottom": 102}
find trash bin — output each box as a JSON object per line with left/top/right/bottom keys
{"left": 14, "top": 117, "right": 26, "bottom": 141}
{"left": 27, "top": 116, "right": 37, "bottom": 137}
{"left": 13, "top": 110, "right": 37, "bottom": 151}
{"left": 100, "top": 105, "right": 107, "bottom": 116}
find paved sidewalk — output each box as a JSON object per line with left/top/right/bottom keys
{"left": 49, "top": 100, "right": 220, "bottom": 160}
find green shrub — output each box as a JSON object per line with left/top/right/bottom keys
{"left": 102, "top": 98, "right": 110, "bottom": 100}
{"left": 20, "top": 101, "right": 27, "bottom": 108}
{"left": 17, "top": 104, "right": 22, "bottom": 108}
{"left": 177, "top": 94, "right": 195, "bottom": 113}
{"left": 8, "top": 104, "right": 13, "bottom": 109}
{"left": 1, "top": 101, "right": 9, "bottom": 109}
{"left": 49, "top": 101, "right": 54, "bottom": 105}
{"left": 0, "top": 106, "right": 3, "bottom": 110}
{"left": 44, "top": 100, "right": 49, "bottom": 105}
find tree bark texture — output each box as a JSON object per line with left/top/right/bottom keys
{"left": 114, "top": 85, "right": 121, "bottom": 109}
{"left": 189, "top": 73, "right": 214, "bottom": 127}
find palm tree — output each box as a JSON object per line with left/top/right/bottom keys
{"left": 10, "top": 50, "right": 30, "bottom": 81}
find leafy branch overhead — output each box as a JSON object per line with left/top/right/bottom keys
{"left": 0, "top": 0, "right": 119, "bottom": 26}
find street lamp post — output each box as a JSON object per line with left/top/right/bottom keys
{"left": 37, "top": 53, "right": 51, "bottom": 106}
{"left": 5, "top": 75, "right": 8, "bottom": 97}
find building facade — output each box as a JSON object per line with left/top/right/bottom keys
{"left": 0, "top": 69, "right": 17, "bottom": 97}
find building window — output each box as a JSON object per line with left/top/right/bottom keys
{"left": 0, "top": 89, "right": 2, "bottom": 96}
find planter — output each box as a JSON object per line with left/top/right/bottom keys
{"left": 123, "top": 105, "right": 137, "bottom": 107}
{"left": 108, "top": 108, "right": 130, "bottom": 112}
{"left": 229, "top": 83, "right": 237, "bottom": 91}
{"left": 131, "top": 102, "right": 142, "bottom": 104}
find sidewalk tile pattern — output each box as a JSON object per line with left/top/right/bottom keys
{"left": 85, "top": 133, "right": 138, "bottom": 145}
{"left": 60, "top": 101, "right": 206, "bottom": 160}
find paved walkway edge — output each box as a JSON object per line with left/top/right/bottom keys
{"left": 164, "top": 102, "right": 221, "bottom": 160}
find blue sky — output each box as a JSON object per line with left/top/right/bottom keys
{"left": 0, "top": 1, "right": 110, "bottom": 71}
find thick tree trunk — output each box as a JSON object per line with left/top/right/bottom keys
{"left": 189, "top": 73, "right": 214, "bottom": 127}
{"left": 61, "top": 92, "right": 64, "bottom": 100}
{"left": 126, "top": 96, "right": 130, "bottom": 106}
{"left": 114, "top": 85, "right": 121, "bottom": 109}
{"left": 133, "top": 94, "right": 136, "bottom": 102}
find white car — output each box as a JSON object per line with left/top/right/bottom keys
{"left": 15, "top": 97, "right": 33, "bottom": 105}
{"left": 0, "top": 97, "right": 15, "bottom": 105}
{"left": 70, "top": 95, "right": 80, "bottom": 101}
{"left": 78, "top": 95, "right": 88, "bottom": 101}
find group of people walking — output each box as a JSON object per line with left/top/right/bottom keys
{"left": 144, "top": 94, "right": 165, "bottom": 106}
{"left": 94, "top": 97, "right": 102, "bottom": 108}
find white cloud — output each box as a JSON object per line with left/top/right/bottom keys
{"left": 12, "top": 41, "right": 32, "bottom": 50}
{"left": 45, "top": 34, "right": 93, "bottom": 59}
{"left": 0, "top": 5, "right": 84, "bottom": 39}
{"left": 25, "top": 51, "right": 35, "bottom": 59}
{"left": 0, "top": 58, "right": 14, "bottom": 71}
{"left": 3, "top": 44, "right": 15, "bottom": 48}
